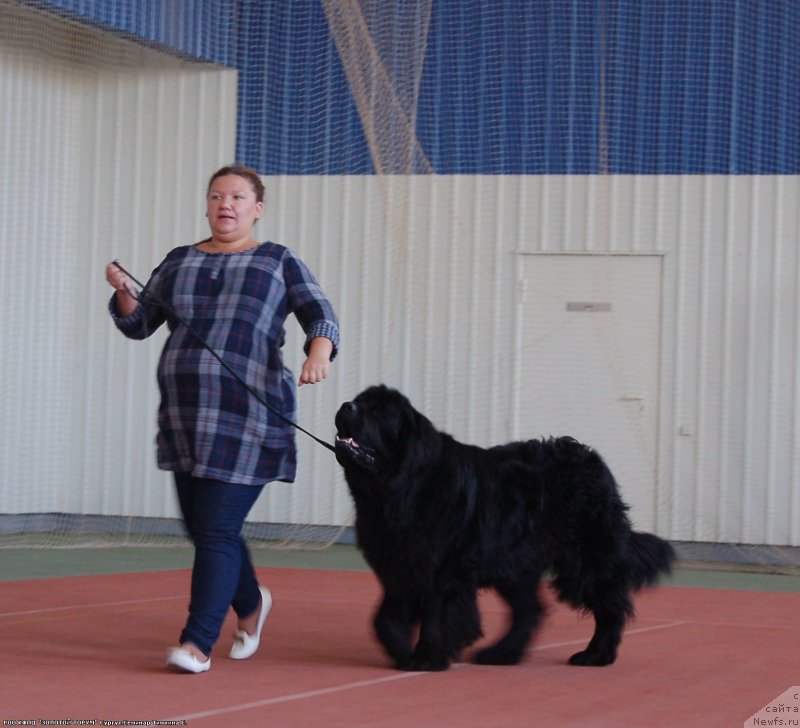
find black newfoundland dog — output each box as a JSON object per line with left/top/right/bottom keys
{"left": 335, "top": 385, "right": 674, "bottom": 672}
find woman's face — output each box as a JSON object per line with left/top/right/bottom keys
{"left": 206, "top": 174, "right": 264, "bottom": 243}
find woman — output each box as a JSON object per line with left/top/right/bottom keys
{"left": 106, "top": 164, "right": 339, "bottom": 673}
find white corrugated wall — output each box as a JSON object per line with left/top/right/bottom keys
{"left": 256, "top": 174, "right": 800, "bottom": 546}
{"left": 0, "top": 6, "right": 237, "bottom": 525}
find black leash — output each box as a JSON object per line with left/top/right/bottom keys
{"left": 111, "top": 260, "right": 336, "bottom": 454}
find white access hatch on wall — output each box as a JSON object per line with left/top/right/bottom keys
{"left": 512, "top": 253, "right": 664, "bottom": 532}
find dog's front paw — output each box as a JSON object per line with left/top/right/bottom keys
{"left": 401, "top": 656, "right": 450, "bottom": 672}
{"left": 399, "top": 646, "right": 451, "bottom": 672}
{"left": 473, "top": 642, "right": 525, "bottom": 665}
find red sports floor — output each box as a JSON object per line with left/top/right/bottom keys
{"left": 1, "top": 566, "right": 797, "bottom": 727}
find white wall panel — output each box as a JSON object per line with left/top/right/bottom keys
{"left": 257, "top": 174, "right": 800, "bottom": 546}
{"left": 0, "top": 6, "right": 237, "bottom": 523}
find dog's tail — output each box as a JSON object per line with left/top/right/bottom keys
{"left": 628, "top": 531, "right": 675, "bottom": 590}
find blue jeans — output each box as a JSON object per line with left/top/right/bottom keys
{"left": 175, "top": 473, "right": 265, "bottom": 657}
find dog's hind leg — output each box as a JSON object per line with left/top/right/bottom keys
{"left": 568, "top": 586, "right": 631, "bottom": 667}
{"left": 474, "top": 577, "right": 543, "bottom": 666}
{"left": 374, "top": 592, "right": 415, "bottom": 669}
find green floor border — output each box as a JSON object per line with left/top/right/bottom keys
{"left": 0, "top": 543, "right": 367, "bottom": 581}
{"left": 3, "top": 545, "right": 800, "bottom": 593}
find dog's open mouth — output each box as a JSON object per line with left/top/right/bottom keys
{"left": 335, "top": 435, "right": 376, "bottom": 468}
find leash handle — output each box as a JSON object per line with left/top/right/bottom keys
{"left": 111, "top": 260, "right": 336, "bottom": 454}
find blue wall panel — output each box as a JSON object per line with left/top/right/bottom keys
{"left": 235, "top": 1, "right": 373, "bottom": 174}
{"left": 27, "top": 0, "right": 238, "bottom": 64}
{"left": 30, "top": 0, "right": 800, "bottom": 175}
{"left": 418, "top": 1, "right": 605, "bottom": 174}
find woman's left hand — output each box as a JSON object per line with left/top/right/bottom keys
{"left": 299, "top": 337, "right": 333, "bottom": 386}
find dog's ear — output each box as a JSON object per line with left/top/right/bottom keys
{"left": 395, "top": 407, "right": 440, "bottom": 476}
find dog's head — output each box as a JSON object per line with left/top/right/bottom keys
{"left": 335, "top": 385, "right": 435, "bottom": 475}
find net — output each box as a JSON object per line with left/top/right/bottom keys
{"left": 1, "top": 0, "right": 799, "bottom": 570}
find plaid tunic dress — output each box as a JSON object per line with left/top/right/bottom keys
{"left": 109, "top": 242, "right": 339, "bottom": 486}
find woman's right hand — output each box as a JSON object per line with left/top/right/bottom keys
{"left": 106, "top": 261, "right": 133, "bottom": 292}
{"left": 106, "top": 261, "right": 139, "bottom": 316}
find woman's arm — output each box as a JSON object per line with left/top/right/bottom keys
{"left": 106, "top": 258, "right": 169, "bottom": 339}
{"left": 283, "top": 249, "right": 340, "bottom": 379}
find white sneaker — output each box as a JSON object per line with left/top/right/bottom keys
{"left": 166, "top": 646, "right": 211, "bottom": 673}
{"left": 229, "top": 586, "right": 272, "bottom": 660}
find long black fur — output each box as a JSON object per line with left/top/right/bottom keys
{"left": 335, "top": 385, "right": 674, "bottom": 672}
